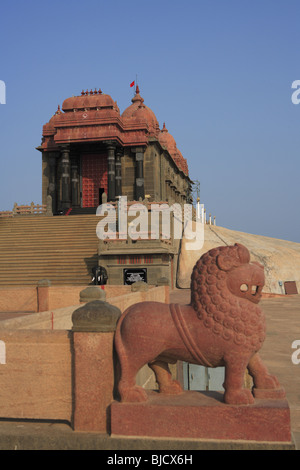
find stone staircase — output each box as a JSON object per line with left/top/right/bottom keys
{"left": 0, "top": 215, "right": 100, "bottom": 286}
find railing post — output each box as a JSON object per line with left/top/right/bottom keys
{"left": 12, "top": 203, "right": 17, "bottom": 216}
{"left": 71, "top": 300, "right": 121, "bottom": 432}
{"left": 37, "top": 279, "right": 51, "bottom": 312}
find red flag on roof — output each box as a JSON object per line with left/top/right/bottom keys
{"left": 130, "top": 81, "right": 135, "bottom": 87}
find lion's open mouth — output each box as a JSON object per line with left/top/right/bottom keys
{"left": 251, "top": 285, "right": 260, "bottom": 296}
{"left": 240, "top": 284, "right": 263, "bottom": 302}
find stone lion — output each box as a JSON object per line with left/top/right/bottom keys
{"left": 114, "top": 243, "right": 285, "bottom": 405}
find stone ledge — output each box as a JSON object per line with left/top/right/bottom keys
{"left": 0, "top": 420, "right": 296, "bottom": 450}
{"left": 111, "top": 390, "right": 293, "bottom": 444}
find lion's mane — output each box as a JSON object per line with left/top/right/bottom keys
{"left": 190, "top": 244, "right": 266, "bottom": 352}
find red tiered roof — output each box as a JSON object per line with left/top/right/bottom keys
{"left": 41, "top": 87, "right": 189, "bottom": 175}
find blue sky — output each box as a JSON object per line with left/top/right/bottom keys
{"left": 0, "top": 0, "right": 299, "bottom": 242}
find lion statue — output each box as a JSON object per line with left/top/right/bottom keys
{"left": 114, "top": 243, "right": 285, "bottom": 405}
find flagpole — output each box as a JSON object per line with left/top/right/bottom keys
{"left": 130, "top": 76, "right": 138, "bottom": 96}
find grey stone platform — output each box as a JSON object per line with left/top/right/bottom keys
{"left": 0, "top": 420, "right": 297, "bottom": 450}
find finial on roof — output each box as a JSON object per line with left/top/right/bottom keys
{"left": 136, "top": 85, "right": 140, "bottom": 94}
{"left": 81, "top": 90, "right": 85, "bottom": 96}
{"left": 98, "top": 88, "right": 102, "bottom": 94}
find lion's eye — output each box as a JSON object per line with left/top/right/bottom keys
{"left": 240, "top": 284, "right": 248, "bottom": 292}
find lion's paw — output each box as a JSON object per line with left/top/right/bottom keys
{"left": 160, "top": 380, "right": 183, "bottom": 395}
{"left": 224, "top": 388, "right": 254, "bottom": 405}
{"left": 120, "top": 385, "right": 148, "bottom": 403}
{"left": 255, "top": 373, "right": 280, "bottom": 390}
{"left": 253, "top": 386, "right": 286, "bottom": 399}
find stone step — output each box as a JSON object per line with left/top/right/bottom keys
{"left": 0, "top": 215, "right": 101, "bottom": 286}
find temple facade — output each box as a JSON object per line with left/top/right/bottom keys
{"left": 37, "top": 86, "right": 192, "bottom": 213}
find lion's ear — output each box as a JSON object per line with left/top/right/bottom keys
{"left": 217, "top": 254, "right": 235, "bottom": 271}
{"left": 217, "top": 244, "right": 250, "bottom": 271}
{"left": 235, "top": 243, "right": 250, "bottom": 264}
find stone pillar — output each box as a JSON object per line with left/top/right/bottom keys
{"left": 48, "top": 154, "right": 57, "bottom": 213}
{"left": 106, "top": 142, "right": 116, "bottom": 202}
{"left": 170, "top": 183, "right": 176, "bottom": 203}
{"left": 46, "top": 194, "right": 53, "bottom": 216}
{"left": 132, "top": 147, "right": 145, "bottom": 201}
{"left": 115, "top": 148, "right": 123, "bottom": 197}
{"left": 71, "top": 158, "right": 80, "bottom": 207}
{"left": 37, "top": 279, "right": 51, "bottom": 313}
{"left": 60, "top": 145, "right": 71, "bottom": 209}
{"left": 71, "top": 300, "right": 122, "bottom": 432}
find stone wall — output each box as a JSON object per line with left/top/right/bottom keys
{"left": 0, "top": 286, "right": 169, "bottom": 330}
{"left": 0, "top": 330, "right": 72, "bottom": 421}
{"left": 0, "top": 284, "right": 152, "bottom": 313}
{"left": 0, "top": 286, "right": 170, "bottom": 426}
{"left": 0, "top": 287, "right": 37, "bottom": 313}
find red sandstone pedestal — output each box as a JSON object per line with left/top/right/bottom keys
{"left": 110, "top": 390, "right": 292, "bottom": 443}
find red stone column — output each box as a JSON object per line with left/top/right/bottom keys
{"left": 132, "top": 147, "right": 145, "bottom": 201}
{"left": 71, "top": 300, "right": 121, "bottom": 432}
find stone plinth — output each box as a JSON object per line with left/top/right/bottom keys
{"left": 110, "top": 390, "right": 292, "bottom": 444}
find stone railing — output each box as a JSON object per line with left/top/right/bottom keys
{"left": 0, "top": 202, "right": 46, "bottom": 217}
{"left": 0, "top": 195, "right": 52, "bottom": 218}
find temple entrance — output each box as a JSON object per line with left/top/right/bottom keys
{"left": 81, "top": 153, "right": 108, "bottom": 208}
{"left": 99, "top": 188, "right": 105, "bottom": 206}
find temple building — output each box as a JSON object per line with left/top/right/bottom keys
{"left": 37, "top": 86, "right": 192, "bottom": 213}
{"left": 37, "top": 86, "right": 193, "bottom": 287}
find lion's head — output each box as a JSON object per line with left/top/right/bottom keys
{"left": 190, "top": 243, "right": 266, "bottom": 351}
